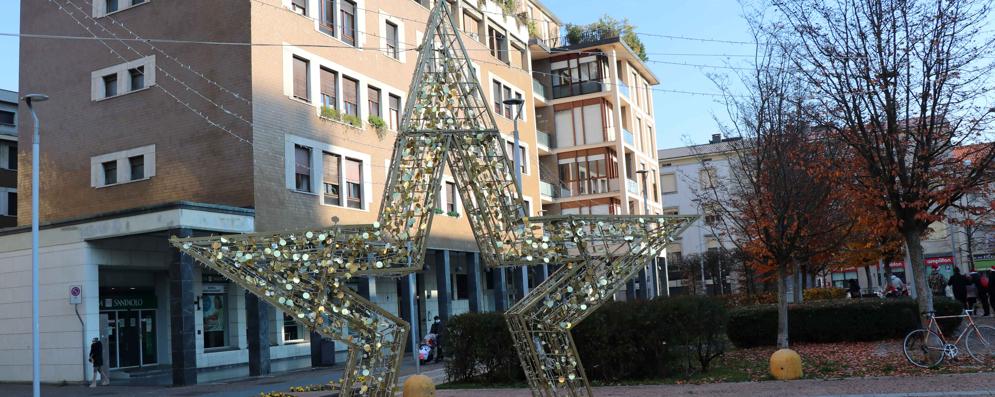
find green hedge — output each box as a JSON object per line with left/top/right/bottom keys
{"left": 727, "top": 298, "right": 963, "bottom": 348}
{"left": 443, "top": 296, "right": 727, "bottom": 384}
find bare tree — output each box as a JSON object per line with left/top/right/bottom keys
{"left": 773, "top": 0, "right": 995, "bottom": 318}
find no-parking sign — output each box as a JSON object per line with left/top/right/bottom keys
{"left": 69, "top": 285, "right": 82, "bottom": 304}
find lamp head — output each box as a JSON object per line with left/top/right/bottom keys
{"left": 21, "top": 94, "right": 49, "bottom": 106}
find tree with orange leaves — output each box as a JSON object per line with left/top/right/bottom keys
{"left": 699, "top": 28, "right": 852, "bottom": 348}
{"left": 774, "top": 0, "right": 995, "bottom": 319}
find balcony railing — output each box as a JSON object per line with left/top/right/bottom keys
{"left": 552, "top": 80, "right": 605, "bottom": 99}
{"left": 623, "top": 128, "right": 635, "bottom": 146}
{"left": 626, "top": 178, "right": 640, "bottom": 195}
{"left": 536, "top": 130, "right": 552, "bottom": 148}
{"left": 617, "top": 78, "right": 629, "bottom": 98}
{"left": 540, "top": 180, "right": 557, "bottom": 198}
{"left": 559, "top": 179, "right": 619, "bottom": 198}
{"left": 533, "top": 77, "right": 547, "bottom": 100}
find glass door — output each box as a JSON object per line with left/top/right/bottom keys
{"left": 116, "top": 310, "right": 141, "bottom": 368}
{"left": 104, "top": 311, "right": 119, "bottom": 368}
{"left": 140, "top": 310, "right": 157, "bottom": 365}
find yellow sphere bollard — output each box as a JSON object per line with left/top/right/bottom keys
{"left": 769, "top": 348, "right": 802, "bottom": 380}
{"left": 402, "top": 374, "right": 436, "bottom": 397}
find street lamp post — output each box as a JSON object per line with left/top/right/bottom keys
{"left": 503, "top": 97, "right": 528, "bottom": 298}
{"left": 635, "top": 169, "right": 655, "bottom": 299}
{"left": 22, "top": 93, "right": 48, "bottom": 397}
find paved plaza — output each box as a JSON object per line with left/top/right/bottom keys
{"left": 438, "top": 372, "right": 995, "bottom": 397}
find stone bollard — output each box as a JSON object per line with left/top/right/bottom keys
{"left": 402, "top": 374, "right": 436, "bottom": 397}
{"left": 769, "top": 349, "right": 802, "bottom": 380}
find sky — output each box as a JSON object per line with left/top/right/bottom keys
{"left": 0, "top": 0, "right": 755, "bottom": 148}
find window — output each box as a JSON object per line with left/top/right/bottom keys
{"left": 342, "top": 76, "right": 359, "bottom": 116}
{"left": 106, "top": 0, "right": 118, "bottom": 13}
{"left": 388, "top": 94, "right": 401, "bottom": 130}
{"left": 553, "top": 102, "right": 607, "bottom": 147}
{"left": 92, "top": 56, "right": 155, "bottom": 100}
{"left": 492, "top": 81, "right": 503, "bottom": 116}
{"left": 550, "top": 54, "right": 607, "bottom": 98}
{"left": 6, "top": 191, "right": 15, "bottom": 217}
{"left": 323, "top": 152, "right": 341, "bottom": 206}
{"left": 445, "top": 181, "right": 457, "bottom": 214}
{"left": 0, "top": 141, "right": 15, "bottom": 170}
{"left": 103, "top": 74, "right": 118, "bottom": 98}
{"left": 283, "top": 313, "right": 304, "bottom": 342}
{"left": 368, "top": 86, "right": 382, "bottom": 118}
{"left": 294, "top": 145, "right": 312, "bottom": 192}
{"left": 462, "top": 12, "right": 481, "bottom": 41}
{"left": 291, "top": 0, "right": 307, "bottom": 15}
{"left": 661, "top": 173, "right": 676, "bottom": 193}
{"left": 385, "top": 21, "right": 399, "bottom": 59}
{"left": 487, "top": 26, "right": 508, "bottom": 63}
{"left": 129, "top": 66, "right": 144, "bottom": 91}
{"left": 320, "top": 67, "right": 337, "bottom": 110}
{"left": 662, "top": 208, "right": 679, "bottom": 216}
{"left": 340, "top": 0, "right": 357, "bottom": 46}
{"left": 699, "top": 166, "right": 716, "bottom": 189}
{"left": 292, "top": 56, "right": 310, "bottom": 101}
{"left": 505, "top": 141, "right": 528, "bottom": 174}
{"left": 559, "top": 152, "right": 615, "bottom": 197}
{"left": 345, "top": 158, "right": 362, "bottom": 209}
{"left": 129, "top": 155, "right": 144, "bottom": 180}
{"left": 0, "top": 110, "right": 14, "bottom": 126}
{"left": 320, "top": 0, "right": 335, "bottom": 33}
{"left": 91, "top": 145, "right": 155, "bottom": 187}
{"left": 492, "top": 80, "right": 523, "bottom": 119}
{"left": 202, "top": 291, "right": 228, "bottom": 349}
{"left": 102, "top": 161, "right": 117, "bottom": 185}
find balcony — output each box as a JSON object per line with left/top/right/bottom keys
{"left": 623, "top": 128, "right": 635, "bottom": 146}
{"left": 617, "top": 78, "right": 629, "bottom": 98}
{"left": 540, "top": 180, "right": 557, "bottom": 201}
{"left": 559, "top": 179, "right": 619, "bottom": 199}
{"left": 552, "top": 80, "right": 606, "bottom": 100}
{"left": 536, "top": 130, "right": 553, "bottom": 150}
{"left": 533, "top": 77, "right": 548, "bottom": 101}
{"left": 626, "top": 178, "right": 640, "bottom": 195}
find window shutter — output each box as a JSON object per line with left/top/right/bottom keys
{"left": 320, "top": 68, "right": 336, "bottom": 105}
{"left": 293, "top": 57, "right": 309, "bottom": 100}
{"left": 324, "top": 152, "right": 340, "bottom": 183}
{"left": 343, "top": 77, "right": 358, "bottom": 104}
{"left": 661, "top": 174, "right": 677, "bottom": 193}
{"left": 345, "top": 158, "right": 361, "bottom": 183}
{"left": 295, "top": 145, "right": 310, "bottom": 175}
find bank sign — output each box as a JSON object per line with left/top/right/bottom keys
{"left": 100, "top": 292, "right": 157, "bottom": 310}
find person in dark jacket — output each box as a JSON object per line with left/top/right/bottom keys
{"left": 88, "top": 337, "right": 109, "bottom": 387}
{"left": 976, "top": 268, "right": 991, "bottom": 316}
{"left": 429, "top": 316, "right": 443, "bottom": 363}
{"left": 949, "top": 267, "right": 971, "bottom": 310}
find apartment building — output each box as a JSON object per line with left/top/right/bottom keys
{"left": 0, "top": 89, "right": 15, "bottom": 228}
{"left": 4, "top": 0, "right": 552, "bottom": 385}
{"left": 657, "top": 134, "right": 739, "bottom": 295}
{"left": 529, "top": 20, "right": 666, "bottom": 299}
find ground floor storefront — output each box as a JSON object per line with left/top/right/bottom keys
{"left": 0, "top": 202, "right": 546, "bottom": 386}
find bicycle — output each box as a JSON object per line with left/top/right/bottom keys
{"left": 903, "top": 309, "right": 995, "bottom": 368}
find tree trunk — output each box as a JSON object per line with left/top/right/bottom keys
{"left": 777, "top": 264, "right": 790, "bottom": 349}
{"left": 864, "top": 265, "right": 874, "bottom": 291}
{"left": 904, "top": 230, "right": 934, "bottom": 327}
{"left": 793, "top": 261, "right": 803, "bottom": 303}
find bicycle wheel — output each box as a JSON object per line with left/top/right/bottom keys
{"left": 966, "top": 325, "right": 995, "bottom": 363}
{"left": 904, "top": 329, "right": 944, "bottom": 368}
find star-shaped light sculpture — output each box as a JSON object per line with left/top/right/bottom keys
{"left": 171, "top": 2, "right": 694, "bottom": 396}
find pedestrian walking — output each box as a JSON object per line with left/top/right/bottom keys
{"left": 977, "top": 268, "right": 992, "bottom": 316}
{"left": 966, "top": 272, "right": 979, "bottom": 314}
{"left": 928, "top": 265, "right": 947, "bottom": 297}
{"left": 88, "top": 337, "right": 109, "bottom": 387}
{"left": 949, "top": 267, "right": 971, "bottom": 309}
